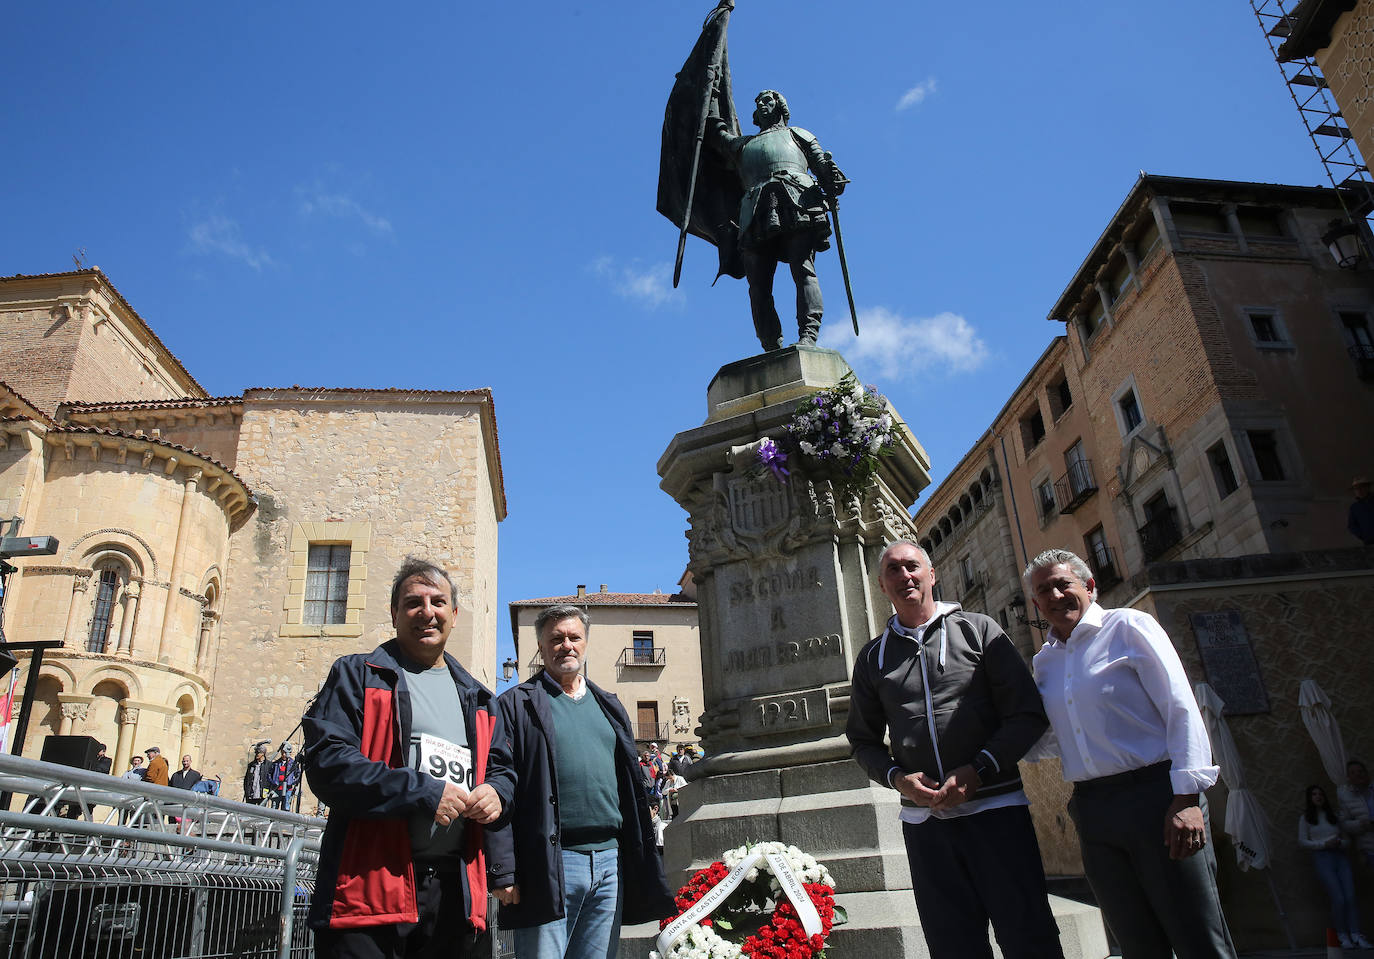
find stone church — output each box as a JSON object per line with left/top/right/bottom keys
{"left": 0, "top": 268, "right": 505, "bottom": 793}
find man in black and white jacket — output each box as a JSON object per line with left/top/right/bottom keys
{"left": 846, "top": 540, "right": 1063, "bottom": 959}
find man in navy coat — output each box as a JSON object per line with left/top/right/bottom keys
{"left": 487, "top": 604, "right": 673, "bottom": 959}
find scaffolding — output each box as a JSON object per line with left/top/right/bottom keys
{"left": 1250, "top": 0, "right": 1374, "bottom": 220}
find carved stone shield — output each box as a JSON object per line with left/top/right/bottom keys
{"left": 727, "top": 475, "right": 792, "bottom": 539}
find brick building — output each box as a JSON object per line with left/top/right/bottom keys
{"left": 508, "top": 579, "right": 702, "bottom": 749}
{"left": 913, "top": 175, "right": 1374, "bottom": 948}
{"left": 0, "top": 269, "right": 506, "bottom": 797}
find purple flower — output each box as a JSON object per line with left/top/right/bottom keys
{"left": 757, "top": 438, "right": 790, "bottom": 483}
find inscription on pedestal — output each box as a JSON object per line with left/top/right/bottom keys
{"left": 715, "top": 550, "right": 848, "bottom": 699}
{"left": 724, "top": 633, "right": 842, "bottom": 673}
{"left": 740, "top": 688, "right": 830, "bottom": 737}
{"left": 728, "top": 566, "right": 820, "bottom": 604}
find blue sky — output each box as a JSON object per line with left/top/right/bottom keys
{"left": 1, "top": 2, "right": 1327, "bottom": 677}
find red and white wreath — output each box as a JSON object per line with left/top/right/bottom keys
{"left": 650, "top": 841, "right": 846, "bottom": 959}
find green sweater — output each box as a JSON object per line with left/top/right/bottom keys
{"left": 548, "top": 687, "right": 622, "bottom": 851}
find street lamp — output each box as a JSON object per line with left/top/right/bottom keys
{"left": 1322, "top": 219, "right": 1365, "bottom": 269}
{"left": 1010, "top": 594, "right": 1049, "bottom": 631}
{"left": 500, "top": 657, "right": 519, "bottom": 684}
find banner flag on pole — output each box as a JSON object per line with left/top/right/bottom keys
{"left": 0, "top": 666, "right": 20, "bottom": 754}
{"left": 656, "top": 0, "right": 746, "bottom": 282}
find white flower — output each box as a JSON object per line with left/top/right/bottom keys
{"left": 799, "top": 441, "right": 816, "bottom": 456}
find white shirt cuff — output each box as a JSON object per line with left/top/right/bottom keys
{"left": 1170, "top": 765, "right": 1220, "bottom": 794}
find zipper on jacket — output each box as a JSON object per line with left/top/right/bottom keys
{"left": 918, "top": 623, "right": 946, "bottom": 782}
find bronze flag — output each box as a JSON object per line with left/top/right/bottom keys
{"left": 657, "top": 0, "right": 746, "bottom": 283}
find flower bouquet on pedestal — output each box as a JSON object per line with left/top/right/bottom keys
{"left": 650, "top": 841, "right": 846, "bottom": 959}
{"left": 755, "top": 374, "right": 895, "bottom": 492}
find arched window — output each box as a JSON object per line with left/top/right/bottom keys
{"left": 87, "top": 564, "right": 124, "bottom": 653}
{"left": 197, "top": 581, "right": 220, "bottom": 669}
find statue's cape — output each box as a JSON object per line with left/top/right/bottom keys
{"left": 657, "top": 1, "right": 746, "bottom": 281}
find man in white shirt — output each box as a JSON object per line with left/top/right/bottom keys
{"left": 1025, "top": 548, "right": 1236, "bottom": 959}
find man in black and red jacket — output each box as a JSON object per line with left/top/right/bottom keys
{"left": 304, "top": 559, "right": 514, "bottom": 958}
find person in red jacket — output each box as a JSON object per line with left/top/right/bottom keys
{"left": 304, "top": 558, "right": 514, "bottom": 958}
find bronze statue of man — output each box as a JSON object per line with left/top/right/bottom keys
{"left": 709, "top": 90, "right": 845, "bottom": 350}
{"left": 657, "top": 1, "right": 854, "bottom": 354}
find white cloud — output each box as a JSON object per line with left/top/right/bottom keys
{"left": 591, "top": 256, "right": 683, "bottom": 309}
{"left": 896, "top": 77, "right": 937, "bottom": 111}
{"left": 187, "top": 215, "right": 273, "bottom": 270}
{"left": 818, "top": 306, "right": 988, "bottom": 379}
{"left": 298, "top": 186, "right": 393, "bottom": 236}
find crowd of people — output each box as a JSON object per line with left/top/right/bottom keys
{"left": 113, "top": 745, "right": 218, "bottom": 795}
{"left": 241, "top": 742, "right": 301, "bottom": 810}
{"left": 638, "top": 742, "right": 695, "bottom": 828}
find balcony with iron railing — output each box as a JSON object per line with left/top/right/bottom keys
{"left": 1088, "top": 545, "right": 1123, "bottom": 590}
{"left": 633, "top": 721, "right": 671, "bottom": 742}
{"left": 1138, "top": 508, "right": 1183, "bottom": 562}
{"left": 1054, "top": 460, "right": 1099, "bottom": 514}
{"left": 617, "top": 646, "right": 666, "bottom": 667}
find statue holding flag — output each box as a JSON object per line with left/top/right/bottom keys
{"left": 658, "top": 0, "right": 855, "bottom": 353}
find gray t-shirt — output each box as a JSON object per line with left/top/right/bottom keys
{"left": 402, "top": 656, "right": 471, "bottom": 864}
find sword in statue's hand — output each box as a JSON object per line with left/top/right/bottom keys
{"left": 824, "top": 160, "right": 859, "bottom": 336}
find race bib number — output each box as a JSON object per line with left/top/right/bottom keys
{"left": 415, "top": 733, "right": 474, "bottom": 791}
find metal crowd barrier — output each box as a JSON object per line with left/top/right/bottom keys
{"left": 0, "top": 753, "right": 322, "bottom": 959}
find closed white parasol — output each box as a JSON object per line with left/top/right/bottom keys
{"left": 1299, "top": 679, "right": 1348, "bottom": 784}
{"left": 1195, "top": 682, "right": 1271, "bottom": 870}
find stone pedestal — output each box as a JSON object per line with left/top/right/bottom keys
{"left": 648, "top": 346, "right": 1109, "bottom": 958}
{"left": 658, "top": 347, "right": 930, "bottom": 772}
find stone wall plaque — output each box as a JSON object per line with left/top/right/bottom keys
{"left": 1189, "top": 610, "right": 1269, "bottom": 715}
{"left": 740, "top": 687, "right": 830, "bottom": 738}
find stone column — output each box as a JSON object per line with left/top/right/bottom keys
{"left": 1093, "top": 279, "right": 1115, "bottom": 327}
{"left": 116, "top": 580, "right": 141, "bottom": 656}
{"left": 112, "top": 705, "right": 139, "bottom": 775}
{"left": 196, "top": 610, "right": 218, "bottom": 672}
{"left": 57, "top": 701, "right": 89, "bottom": 736}
{"left": 157, "top": 468, "right": 202, "bottom": 662}
{"left": 61, "top": 573, "right": 92, "bottom": 647}
{"left": 1223, "top": 203, "right": 1249, "bottom": 254}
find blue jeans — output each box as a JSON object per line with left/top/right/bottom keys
{"left": 513, "top": 847, "right": 622, "bottom": 959}
{"left": 1314, "top": 849, "right": 1363, "bottom": 936}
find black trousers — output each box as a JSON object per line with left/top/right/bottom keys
{"left": 902, "top": 805, "right": 1064, "bottom": 959}
{"left": 314, "top": 868, "right": 488, "bottom": 959}
{"left": 1069, "top": 766, "right": 1236, "bottom": 959}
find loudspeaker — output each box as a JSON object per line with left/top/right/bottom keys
{"left": 41, "top": 735, "right": 102, "bottom": 770}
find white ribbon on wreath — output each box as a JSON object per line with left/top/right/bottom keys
{"left": 656, "top": 851, "right": 823, "bottom": 956}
